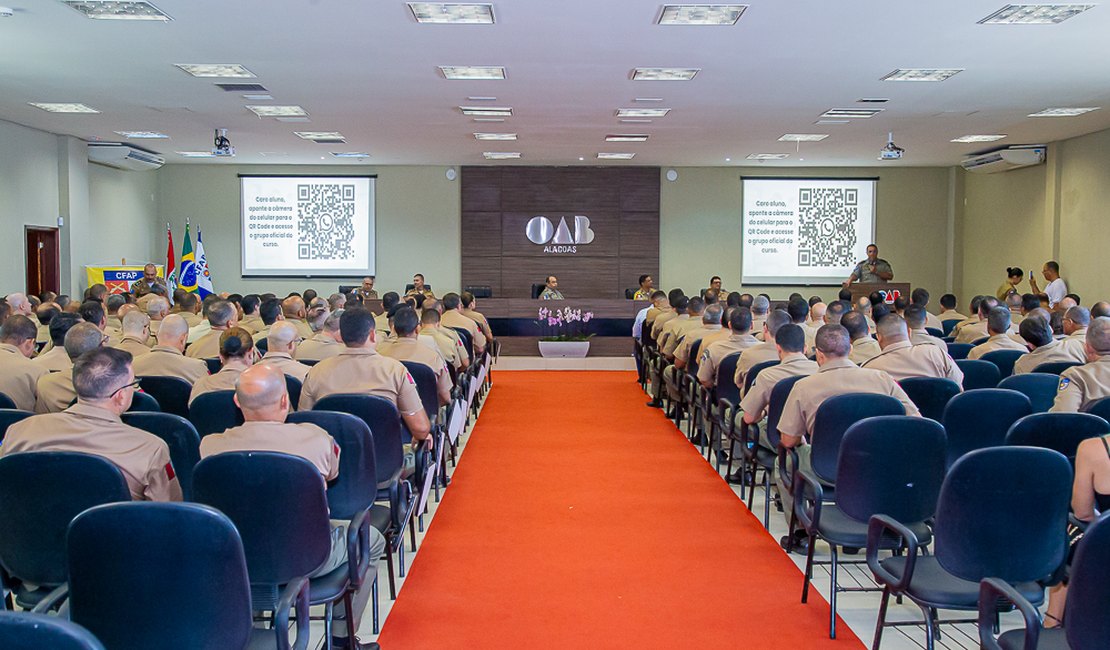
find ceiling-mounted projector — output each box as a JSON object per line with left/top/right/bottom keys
{"left": 879, "top": 132, "right": 904, "bottom": 161}
{"left": 212, "top": 127, "right": 235, "bottom": 157}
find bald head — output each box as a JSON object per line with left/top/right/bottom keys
{"left": 1065, "top": 306, "right": 1090, "bottom": 336}
{"left": 809, "top": 302, "right": 827, "bottom": 324}
{"left": 1086, "top": 318, "right": 1110, "bottom": 359}
{"left": 1091, "top": 302, "right": 1110, "bottom": 319}
{"left": 267, "top": 321, "right": 300, "bottom": 354}
{"left": 282, "top": 296, "right": 306, "bottom": 320}
{"left": 64, "top": 322, "right": 105, "bottom": 360}
{"left": 234, "top": 363, "right": 289, "bottom": 420}
{"left": 121, "top": 311, "right": 150, "bottom": 337}
{"left": 1058, "top": 297, "right": 1078, "bottom": 313}
{"left": 147, "top": 297, "right": 169, "bottom": 319}
{"left": 156, "top": 313, "right": 190, "bottom": 350}
{"left": 875, "top": 314, "right": 909, "bottom": 347}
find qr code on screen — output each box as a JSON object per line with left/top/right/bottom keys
{"left": 796, "top": 188, "right": 857, "bottom": 267}
{"left": 297, "top": 183, "right": 356, "bottom": 261}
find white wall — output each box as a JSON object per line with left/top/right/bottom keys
{"left": 87, "top": 162, "right": 159, "bottom": 268}
{"left": 0, "top": 119, "right": 61, "bottom": 294}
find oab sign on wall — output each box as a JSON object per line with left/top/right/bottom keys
{"left": 526, "top": 215, "right": 594, "bottom": 253}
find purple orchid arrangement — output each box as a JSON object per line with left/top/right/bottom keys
{"left": 537, "top": 306, "right": 595, "bottom": 341}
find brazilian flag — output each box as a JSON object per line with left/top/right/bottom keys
{"left": 178, "top": 223, "right": 198, "bottom": 293}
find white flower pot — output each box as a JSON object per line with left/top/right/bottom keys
{"left": 538, "top": 340, "right": 590, "bottom": 358}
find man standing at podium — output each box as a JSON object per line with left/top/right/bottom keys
{"left": 843, "top": 244, "right": 894, "bottom": 287}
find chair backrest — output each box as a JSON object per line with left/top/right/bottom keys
{"left": 946, "top": 342, "right": 973, "bottom": 360}
{"left": 941, "top": 319, "right": 962, "bottom": 336}
{"left": 0, "top": 392, "right": 17, "bottom": 410}
{"left": 188, "top": 390, "right": 243, "bottom": 436}
{"left": 970, "top": 336, "right": 990, "bottom": 346}
{"left": 810, "top": 393, "right": 905, "bottom": 482}
{"left": 998, "top": 373, "right": 1060, "bottom": 413}
{"left": 401, "top": 360, "right": 439, "bottom": 420}
{"left": 898, "top": 377, "right": 962, "bottom": 421}
{"left": 203, "top": 358, "right": 223, "bottom": 375}
{"left": 714, "top": 352, "right": 743, "bottom": 406}
{"left": 120, "top": 412, "right": 201, "bottom": 500}
{"left": 924, "top": 327, "right": 945, "bottom": 338}
{"left": 0, "top": 612, "right": 106, "bottom": 650}
{"left": 955, "top": 358, "right": 1001, "bottom": 390}
{"left": 313, "top": 394, "right": 405, "bottom": 490}
{"left": 1033, "top": 360, "right": 1083, "bottom": 375}
{"left": 531, "top": 283, "right": 544, "bottom": 299}
{"left": 934, "top": 447, "right": 1071, "bottom": 583}
{"left": 0, "top": 408, "right": 34, "bottom": 442}
{"left": 67, "top": 502, "right": 253, "bottom": 650}
{"left": 836, "top": 416, "right": 946, "bottom": 526}
{"left": 137, "top": 376, "right": 192, "bottom": 418}
{"left": 127, "top": 390, "right": 161, "bottom": 413}
{"left": 1005, "top": 412, "right": 1110, "bottom": 464}
{"left": 744, "top": 359, "right": 779, "bottom": 394}
{"left": 0, "top": 452, "right": 130, "bottom": 587}
{"left": 287, "top": 410, "right": 378, "bottom": 519}
{"left": 980, "top": 349, "right": 1025, "bottom": 379}
{"left": 405, "top": 283, "right": 432, "bottom": 292}
{"left": 686, "top": 338, "right": 704, "bottom": 379}
{"left": 1065, "top": 513, "right": 1110, "bottom": 649}
{"left": 764, "top": 374, "right": 807, "bottom": 449}
{"left": 941, "top": 388, "right": 1033, "bottom": 467}
{"left": 624, "top": 288, "right": 636, "bottom": 299}
{"left": 192, "top": 452, "right": 331, "bottom": 593}
{"left": 451, "top": 327, "right": 474, "bottom": 359}
{"left": 284, "top": 374, "right": 302, "bottom": 411}
{"left": 464, "top": 285, "right": 492, "bottom": 298}
{"left": 255, "top": 337, "right": 269, "bottom": 354}
{"left": 1084, "top": 396, "right": 1110, "bottom": 423}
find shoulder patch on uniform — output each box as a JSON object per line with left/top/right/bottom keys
{"left": 165, "top": 462, "right": 176, "bottom": 481}
{"left": 1059, "top": 377, "right": 1071, "bottom": 392}
{"left": 406, "top": 372, "right": 416, "bottom": 385}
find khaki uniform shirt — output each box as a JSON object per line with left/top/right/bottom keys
{"left": 238, "top": 314, "right": 264, "bottom": 335}
{"left": 374, "top": 312, "right": 390, "bottom": 336}
{"left": 423, "top": 329, "right": 466, "bottom": 369}
{"left": 968, "top": 333, "right": 1028, "bottom": 360}
{"left": 112, "top": 335, "right": 153, "bottom": 359}
{"left": 675, "top": 324, "right": 722, "bottom": 365}
{"left": 35, "top": 372, "right": 77, "bottom": 413}
{"left": 131, "top": 346, "right": 210, "bottom": 384}
{"left": 136, "top": 293, "right": 159, "bottom": 314}
{"left": 460, "top": 308, "right": 494, "bottom": 342}
{"left": 130, "top": 277, "right": 167, "bottom": 298}
{"left": 938, "top": 310, "right": 967, "bottom": 324}
{"left": 777, "top": 357, "right": 920, "bottom": 440}
{"left": 0, "top": 404, "right": 182, "bottom": 501}
{"left": 186, "top": 328, "right": 224, "bottom": 359}
{"left": 924, "top": 311, "right": 943, "bottom": 331}
{"left": 33, "top": 345, "right": 72, "bottom": 373}
{"left": 1060, "top": 329, "right": 1090, "bottom": 365}
{"left": 181, "top": 312, "right": 204, "bottom": 328}
{"left": 955, "top": 320, "right": 992, "bottom": 344}
{"left": 734, "top": 342, "right": 781, "bottom": 393}
{"left": 295, "top": 333, "right": 344, "bottom": 362}
{"left": 200, "top": 421, "right": 340, "bottom": 480}
{"left": 299, "top": 347, "right": 423, "bottom": 415}
{"left": 259, "top": 351, "right": 311, "bottom": 383}
{"left": 1051, "top": 356, "right": 1110, "bottom": 412}
{"left": 651, "top": 311, "right": 679, "bottom": 340}
{"left": 405, "top": 288, "right": 435, "bottom": 300}
{"left": 189, "top": 365, "right": 245, "bottom": 405}
{"left": 659, "top": 315, "right": 694, "bottom": 356}
{"left": 290, "top": 319, "right": 314, "bottom": 341}
{"left": 849, "top": 258, "right": 894, "bottom": 283}
{"left": 1014, "top": 339, "right": 1080, "bottom": 375}
{"left": 951, "top": 315, "right": 979, "bottom": 337}
{"left": 862, "top": 340, "right": 964, "bottom": 385}
{"left": 739, "top": 354, "right": 818, "bottom": 420}
{"left": 377, "top": 337, "right": 453, "bottom": 399}
{"left": 539, "top": 287, "right": 564, "bottom": 300}
{"left": 355, "top": 288, "right": 379, "bottom": 302}
{"left": 632, "top": 288, "right": 652, "bottom": 300}
{"left": 849, "top": 337, "right": 882, "bottom": 365}
{"left": 442, "top": 310, "right": 486, "bottom": 353}
{"left": 698, "top": 333, "right": 760, "bottom": 385}
{"left": 252, "top": 324, "right": 273, "bottom": 344}
{"left": 0, "top": 343, "right": 49, "bottom": 411}
{"left": 910, "top": 328, "right": 947, "bottom": 350}
{"left": 751, "top": 315, "right": 768, "bottom": 341}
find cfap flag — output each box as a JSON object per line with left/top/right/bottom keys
{"left": 165, "top": 223, "right": 177, "bottom": 303}
{"left": 195, "top": 228, "right": 214, "bottom": 299}
{"left": 178, "top": 222, "right": 198, "bottom": 294}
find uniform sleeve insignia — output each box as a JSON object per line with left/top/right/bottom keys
{"left": 165, "top": 462, "right": 176, "bottom": 480}
{"left": 1058, "top": 377, "right": 1071, "bottom": 392}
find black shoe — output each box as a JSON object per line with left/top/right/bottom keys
{"left": 725, "top": 471, "right": 747, "bottom": 485}
{"left": 646, "top": 399, "right": 663, "bottom": 408}
{"left": 716, "top": 450, "right": 729, "bottom": 463}
{"left": 842, "top": 546, "right": 860, "bottom": 555}
{"left": 780, "top": 533, "right": 810, "bottom": 555}
{"left": 332, "top": 638, "right": 380, "bottom": 650}
{"left": 689, "top": 432, "right": 707, "bottom": 445}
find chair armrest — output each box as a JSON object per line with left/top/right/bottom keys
{"left": 793, "top": 470, "right": 824, "bottom": 533}
{"left": 274, "top": 576, "right": 311, "bottom": 650}
{"left": 776, "top": 444, "right": 798, "bottom": 496}
{"left": 1069, "top": 512, "right": 1090, "bottom": 532}
{"left": 866, "top": 514, "right": 920, "bottom": 592}
{"left": 978, "top": 577, "right": 1040, "bottom": 650}
{"left": 30, "top": 583, "right": 70, "bottom": 614}
{"left": 345, "top": 507, "right": 373, "bottom": 588}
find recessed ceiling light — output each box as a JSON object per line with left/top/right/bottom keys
{"left": 331, "top": 152, "right": 371, "bottom": 158}
{"left": 246, "top": 105, "right": 307, "bottom": 117}
{"left": 407, "top": 2, "right": 494, "bottom": 24}
{"left": 605, "top": 134, "right": 649, "bottom": 142}
{"left": 634, "top": 97, "right": 665, "bottom": 102}
{"left": 28, "top": 102, "right": 100, "bottom": 113}
{"left": 242, "top": 94, "right": 274, "bottom": 101}
{"left": 114, "top": 130, "right": 169, "bottom": 139}
{"left": 467, "top": 96, "right": 497, "bottom": 101}
{"left": 979, "top": 4, "right": 1094, "bottom": 24}
{"left": 1028, "top": 107, "right": 1100, "bottom": 117}
{"left": 597, "top": 153, "right": 636, "bottom": 160}
{"left": 820, "top": 108, "right": 884, "bottom": 119}
{"left": 460, "top": 105, "right": 512, "bottom": 116}
{"left": 951, "top": 134, "right": 1007, "bottom": 142}
{"left": 616, "top": 107, "right": 671, "bottom": 118}
{"left": 473, "top": 133, "right": 517, "bottom": 140}
{"left": 258, "top": 152, "right": 289, "bottom": 157}
{"left": 815, "top": 119, "right": 851, "bottom": 125}
{"left": 174, "top": 63, "right": 255, "bottom": 78}
{"left": 778, "top": 134, "right": 829, "bottom": 142}
{"left": 620, "top": 119, "right": 653, "bottom": 124}
{"left": 62, "top": 1, "right": 171, "bottom": 21}
{"left": 657, "top": 4, "right": 748, "bottom": 25}
{"left": 439, "top": 65, "right": 506, "bottom": 80}
{"left": 294, "top": 131, "right": 345, "bottom": 140}
{"left": 472, "top": 118, "right": 505, "bottom": 122}
{"left": 857, "top": 98, "right": 890, "bottom": 103}
{"left": 176, "top": 151, "right": 218, "bottom": 158}
{"left": 275, "top": 117, "right": 311, "bottom": 123}
{"left": 881, "top": 68, "right": 964, "bottom": 82}
{"left": 578, "top": 156, "right": 585, "bottom": 161}
{"left": 747, "top": 153, "right": 789, "bottom": 160}
{"left": 483, "top": 152, "right": 521, "bottom": 159}
{"left": 725, "top": 157, "right": 731, "bottom": 162}
{"left": 632, "top": 67, "right": 700, "bottom": 81}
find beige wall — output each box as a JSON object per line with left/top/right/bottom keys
{"left": 1057, "top": 128, "right": 1110, "bottom": 300}
{"left": 0, "top": 120, "right": 62, "bottom": 295}
{"left": 87, "top": 162, "right": 159, "bottom": 269}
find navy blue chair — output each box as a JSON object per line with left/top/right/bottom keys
{"left": 947, "top": 342, "right": 974, "bottom": 360}
{"left": 450, "top": 327, "right": 474, "bottom": 362}
{"left": 941, "top": 319, "right": 962, "bottom": 337}
{"left": 709, "top": 351, "right": 743, "bottom": 469}
{"left": 925, "top": 327, "right": 945, "bottom": 338}
{"left": 121, "top": 412, "right": 201, "bottom": 500}
{"left": 941, "top": 388, "right": 1032, "bottom": 468}
{"left": 63, "top": 502, "right": 307, "bottom": 650}
{"left": 971, "top": 336, "right": 990, "bottom": 346}
{"left": 744, "top": 373, "right": 803, "bottom": 529}
{"left": 1084, "top": 395, "right": 1110, "bottom": 423}
{"left": 0, "top": 452, "right": 130, "bottom": 610}
{"left": 0, "top": 611, "right": 105, "bottom": 650}
{"left": 999, "top": 373, "right": 1060, "bottom": 413}
{"left": 868, "top": 447, "right": 1072, "bottom": 650}
{"left": 284, "top": 375, "right": 302, "bottom": 411}
{"left": 796, "top": 416, "right": 946, "bottom": 639}
{"left": 203, "top": 358, "right": 223, "bottom": 375}
{"left": 188, "top": 389, "right": 243, "bottom": 436}
{"left": 980, "top": 512, "right": 1110, "bottom": 649}
{"left": 0, "top": 409, "right": 33, "bottom": 443}
{"left": 1033, "top": 360, "right": 1083, "bottom": 375}
{"left": 137, "top": 376, "right": 192, "bottom": 418}
{"left": 193, "top": 452, "right": 364, "bottom": 645}
{"left": 981, "top": 349, "right": 1025, "bottom": 379}
{"left": 128, "top": 391, "right": 161, "bottom": 412}
{"left": 400, "top": 361, "right": 439, "bottom": 422}
{"left": 899, "top": 377, "right": 962, "bottom": 422}
{"left": 0, "top": 393, "right": 17, "bottom": 410}
{"left": 725, "top": 359, "right": 779, "bottom": 480}
{"left": 1006, "top": 412, "right": 1110, "bottom": 464}
{"left": 255, "top": 338, "right": 269, "bottom": 355}
{"left": 956, "top": 359, "right": 1001, "bottom": 390}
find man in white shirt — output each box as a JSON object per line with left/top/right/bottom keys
{"left": 1030, "top": 260, "right": 1068, "bottom": 309}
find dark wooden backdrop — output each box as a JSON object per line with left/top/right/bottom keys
{"left": 460, "top": 166, "right": 660, "bottom": 299}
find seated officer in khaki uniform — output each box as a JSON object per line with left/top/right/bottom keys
{"left": 441, "top": 293, "right": 486, "bottom": 357}
{"left": 1014, "top": 315, "right": 1078, "bottom": 375}
{"left": 419, "top": 308, "right": 467, "bottom": 371}
{"left": 905, "top": 305, "right": 946, "bottom": 350}
{"left": 697, "top": 306, "right": 761, "bottom": 389}
{"left": 355, "top": 276, "right": 379, "bottom": 302}
{"left": 111, "top": 311, "right": 153, "bottom": 358}
{"left": 842, "top": 311, "right": 881, "bottom": 365}
{"left": 777, "top": 324, "right": 919, "bottom": 547}
{"left": 237, "top": 294, "right": 264, "bottom": 334}
{"left": 281, "top": 296, "right": 314, "bottom": 341}
{"left": 145, "top": 295, "right": 170, "bottom": 339}
{"left": 377, "top": 306, "right": 452, "bottom": 407}
{"left": 911, "top": 288, "right": 944, "bottom": 331}
{"left": 663, "top": 303, "right": 723, "bottom": 402}
{"left": 405, "top": 273, "right": 436, "bottom": 301}
{"left": 1052, "top": 317, "right": 1110, "bottom": 412}
{"left": 189, "top": 328, "right": 254, "bottom": 406}
{"left": 259, "top": 321, "right": 312, "bottom": 384}
{"left": 186, "top": 300, "right": 239, "bottom": 359}
{"left": 298, "top": 307, "right": 432, "bottom": 447}
{"left": 538, "top": 275, "right": 564, "bottom": 301}
{"left": 734, "top": 310, "right": 794, "bottom": 393}
{"left": 1060, "top": 306, "right": 1092, "bottom": 363}
{"left": 0, "top": 315, "right": 50, "bottom": 411}
{"left": 374, "top": 293, "right": 400, "bottom": 336}
{"left": 251, "top": 298, "right": 285, "bottom": 343}
{"left": 2, "top": 346, "right": 182, "bottom": 501}
{"left": 296, "top": 309, "right": 345, "bottom": 363}
{"left": 36, "top": 323, "right": 106, "bottom": 413}
{"left": 33, "top": 312, "right": 82, "bottom": 373}
{"left": 937, "top": 293, "right": 967, "bottom": 324}
{"left": 957, "top": 297, "right": 1005, "bottom": 344}
{"left": 460, "top": 292, "right": 493, "bottom": 343}
{"left": 862, "top": 314, "right": 964, "bottom": 385}
{"left": 131, "top": 314, "right": 210, "bottom": 385}
{"left": 650, "top": 290, "right": 684, "bottom": 341}
{"left": 662, "top": 297, "right": 705, "bottom": 360}
{"left": 967, "top": 306, "right": 1027, "bottom": 359}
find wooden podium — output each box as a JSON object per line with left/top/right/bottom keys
{"left": 848, "top": 283, "right": 911, "bottom": 305}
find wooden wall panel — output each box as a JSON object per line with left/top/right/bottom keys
{"left": 460, "top": 256, "right": 503, "bottom": 296}
{"left": 460, "top": 167, "right": 501, "bottom": 212}
{"left": 619, "top": 167, "right": 661, "bottom": 212}
{"left": 500, "top": 257, "right": 620, "bottom": 299}
{"left": 619, "top": 211, "right": 660, "bottom": 258}
{"left": 460, "top": 211, "right": 502, "bottom": 257}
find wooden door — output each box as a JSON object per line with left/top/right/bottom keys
{"left": 25, "top": 227, "right": 60, "bottom": 297}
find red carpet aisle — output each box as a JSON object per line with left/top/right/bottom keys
{"left": 378, "top": 371, "right": 863, "bottom": 649}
